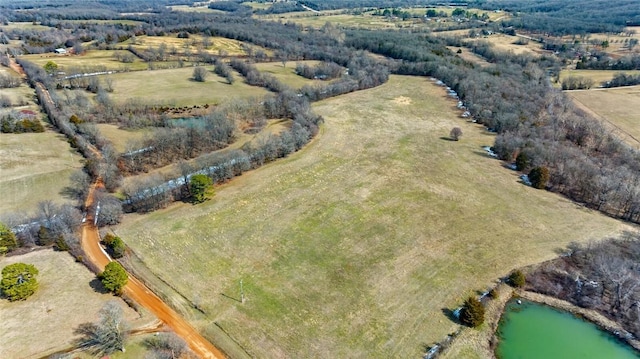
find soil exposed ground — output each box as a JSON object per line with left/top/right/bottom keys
{"left": 116, "top": 76, "right": 629, "bottom": 358}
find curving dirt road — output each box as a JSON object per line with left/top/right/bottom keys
{"left": 82, "top": 180, "right": 225, "bottom": 359}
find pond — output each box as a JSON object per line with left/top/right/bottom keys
{"left": 495, "top": 299, "right": 639, "bottom": 359}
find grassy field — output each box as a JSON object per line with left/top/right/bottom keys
{"left": 0, "top": 21, "right": 51, "bottom": 31}
{"left": 567, "top": 86, "right": 640, "bottom": 147}
{"left": 254, "top": 60, "right": 335, "bottom": 89}
{"left": 0, "top": 249, "right": 140, "bottom": 359}
{"left": 106, "top": 67, "right": 269, "bottom": 107}
{"left": 446, "top": 46, "right": 491, "bottom": 67}
{"left": 22, "top": 50, "right": 148, "bottom": 72}
{"left": 0, "top": 130, "right": 84, "bottom": 217}
{"left": 97, "top": 124, "right": 150, "bottom": 154}
{"left": 122, "top": 35, "right": 265, "bottom": 57}
{"left": 559, "top": 69, "right": 640, "bottom": 86}
{"left": 115, "top": 76, "right": 629, "bottom": 358}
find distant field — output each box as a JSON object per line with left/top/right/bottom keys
{"left": 116, "top": 76, "right": 628, "bottom": 358}
{"left": 22, "top": 50, "right": 148, "bottom": 72}
{"left": 168, "top": 5, "right": 220, "bottom": 13}
{"left": 106, "top": 67, "right": 269, "bottom": 107}
{"left": 433, "top": 32, "right": 544, "bottom": 56}
{"left": 0, "top": 130, "right": 83, "bottom": 216}
{"left": 60, "top": 19, "right": 144, "bottom": 26}
{"left": 559, "top": 69, "right": 640, "bottom": 86}
{"left": 122, "top": 35, "right": 266, "bottom": 57}
{"left": 255, "top": 60, "right": 337, "bottom": 89}
{"left": 447, "top": 46, "right": 491, "bottom": 67}
{"left": 0, "top": 21, "right": 50, "bottom": 31}
{"left": 568, "top": 86, "right": 640, "bottom": 147}
{"left": 0, "top": 249, "right": 140, "bottom": 359}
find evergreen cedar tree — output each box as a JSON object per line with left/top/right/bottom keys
{"left": 103, "top": 233, "right": 126, "bottom": 258}
{"left": 508, "top": 270, "right": 526, "bottom": 288}
{"left": 99, "top": 262, "right": 128, "bottom": 295}
{"left": 529, "top": 166, "right": 550, "bottom": 189}
{"left": 460, "top": 296, "right": 485, "bottom": 328}
{"left": 1, "top": 263, "right": 39, "bottom": 301}
{"left": 0, "top": 222, "right": 18, "bottom": 253}
{"left": 189, "top": 174, "right": 213, "bottom": 203}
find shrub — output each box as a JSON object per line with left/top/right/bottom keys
{"left": 529, "top": 166, "right": 550, "bottom": 189}
{"left": 459, "top": 296, "right": 485, "bottom": 328}
{"left": 1, "top": 263, "right": 39, "bottom": 301}
{"left": 99, "top": 262, "right": 128, "bottom": 295}
{"left": 488, "top": 288, "right": 498, "bottom": 299}
{"left": 103, "top": 233, "right": 126, "bottom": 258}
{"left": 508, "top": 270, "right": 526, "bottom": 288}
{"left": 450, "top": 127, "right": 463, "bottom": 141}
{"left": 0, "top": 222, "right": 18, "bottom": 252}
{"left": 515, "top": 152, "right": 529, "bottom": 171}
{"left": 193, "top": 66, "right": 207, "bottom": 82}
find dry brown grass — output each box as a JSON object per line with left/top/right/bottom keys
{"left": 96, "top": 124, "right": 149, "bottom": 154}
{"left": 0, "top": 249, "right": 141, "bottom": 359}
{"left": 0, "top": 130, "right": 84, "bottom": 216}
{"left": 115, "top": 76, "right": 630, "bottom": 358}
{"left": 559, "top": 69, "right": 640, "bottom": 86}
{"left": 567, "top": 86, "right": 640, "bottom": 147}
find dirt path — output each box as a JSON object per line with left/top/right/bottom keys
{"left": 8, "top": 56, "right": 26, "bottom": 77}
{"left": 82, "top": 180, "right": 226, "bottom": 359}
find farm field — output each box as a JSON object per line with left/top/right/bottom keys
{"left": 559, "top": 69, "right": 640, "bottom": 86}
{"left": 567, "top": 86, "right": 640, "bottom": 147}
{"left": 0, "top": 130, "right": 84, "bottom": 216}
{"left": 0, "top": 249, "right": 141, "bottom": 359}
{"left": 105, "top": 67, "right": 269, "bottom": 107}
{"left": 254, "top": 60, "right": 334, "bottom": 89}
{"left": 446, "top": 46, "right": 491, "bottom": 67}
{"left": 96, "top": 124, "right": 149, "bottom": 154}
{"left": 122, "top": 35, "right": 265, "bottom": 57}
{"left": 21, "top": 50, "right": 148, "bottom": 72}
{"left": 116, "top": 76, "right": 629, "bottom": 358}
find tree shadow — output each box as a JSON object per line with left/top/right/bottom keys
{"left": 220, "top": 292, "right": 242, "bottom": 303}
{"left": 439, "top": 136, "right": 456, "bottom": 141}
{"left": 89, "top": 278, "right": 108, "bottom": 294}
{"left": 441, "top": 307, "right": 461, "bottom": 324}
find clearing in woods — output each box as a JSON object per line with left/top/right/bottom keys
{"left": 22, "top": 50, "right": 149, "bottom": 72}
{"left": 0, "top": 249, "right": 141, "bottom": 359}
{"left": 115, "top": 76, "right": 629, "bottom": 358}
{"left": 104, "top": 67, "right": 269, "bottom": 107}
{"left": 254, "top": 60, "right": 338, "bottom": 89}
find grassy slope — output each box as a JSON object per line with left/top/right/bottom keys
{"left": 0, "top": 130, "right": 84, "bottom": 216}
{"left": 22, "top": 50, "right": 148, "bottom": 71}
{"left": 560, "top": 70, "right": 640, "bottom": 86}
{"left": 0, "top": 250, "right": 140, "bottom": 359}
{"left": 107, "top": 67, "right": 269, "bottom": 107}
{"left": 116, "top": 76, "right": 629, "bottom": 358}
{"left": 254, "top": 60, "right": 330, "bottom": 89}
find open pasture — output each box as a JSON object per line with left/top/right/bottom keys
{"left": 96, "top": 124, "right": 150, "bottom": 154}
{"left": 0, "top": 249, "right": 140, "bottom": 359}
{"left": 21, "top": 50, "right": 148, "bottom": 72}
{"left": 254, "top": 60, "right": 337, "bottom": 89}
{"left": 105, "top": 67, "right": 269, "bottom": 107}
{"left": 116, "top": 75, "right": 628, "bottom": 358}
{"left": 0, "top": 130, "right": 83, "bottom": 216}
{"left": 568, "top": 86, "right": 640, "bottom": 147}
{"left": 559, "top": 69, "right": 640, "bottom": 86}
{"left": 122, "top": 35, "right": 265, "bottom": 57}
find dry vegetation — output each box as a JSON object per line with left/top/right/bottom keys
{"left": 567, "top": 86, "right": 640, "bottom": 147}
{"left": 122, "top": 35, "right": 267, "bottom": 57}
{"left": 96, "top": 124, "right": 149, "bottom": 153}
{"left": 0, "top": 249, "right": 140, "bottom": 359}
{"left": 254, "top": 60, "right": 331, "bottom": 88}
{"left": 0, "top": 130, "right": 84, "bottom": 216}
{"left": 559, "top": 69, "right": 640, "bottom": 85}
{"left": 105, "top": 66, "right": 269, "bottom": 107}
{"left": 116, "top": 76, "right": 629, "bottom": 358}
{"left": 22, "top": 50, "right": 148, "bottom": 71}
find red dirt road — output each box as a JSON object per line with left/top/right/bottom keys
{"left": 82, "top": 181, "right": 225, "bottom": 359}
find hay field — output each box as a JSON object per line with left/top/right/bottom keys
{"left": 123, "top": 35, "right": 264, "bottom": 57}
{"left": 22, "top": 50, "right": 148, "bottom": 71}
{"left": 115, "top": 76, "right": 628, "bottom": 358}
{"left": 0, "top": 130, "right": 84, "bottom": 216}
{"left": 255, "top": 60, "right": 336, "bottom": 89}
{"left": 559, "top": 69, "right": 640, "bottom": 86}
{"left": 106, "top": 67, "right": 269, "bottom": 107}
{"left": 568, "top": 86, "right": 640, "bottom": 147}
{"left": 0, "top": 249, "right": 140, "bottom": 359}
{"left": 97, "top": 124, "right": 149, "bottom": 154}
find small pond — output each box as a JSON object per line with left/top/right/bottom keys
{"left": 495, "top": 299, "right": 640, "bottom": 359}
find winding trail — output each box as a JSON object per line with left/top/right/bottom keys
{"left": 82, "top": 180, "right": 225, "bottom": 359}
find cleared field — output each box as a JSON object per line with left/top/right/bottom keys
{"left": 122, "top": 35, "right": 264, "bottom": 57}
{"left": 276, "top": 13, "right": 402, "bottom": 29}
{"left": 559, "top": 69, "right": 640, "bottom": 86}
{"left": 22, "top": 50, "right": 148, "bottom": 72}
{"left": 433, "top": 32, "right": 544, "bottom": 56}
{"left": 116, "top": 76, "right": 629, "bottom": 358}
{"left": 0, "top": 130, "right": 84, "bottom": 216}
{"left": 0, "top": 21, "right": 51, "bottom": 31}
{"left": 255, "top": 60, "right": 335, "bottom": 88}
{"left": 447, "top": 46, "right": 491, "bottom": 67}
{"left": 97, "top": 124, "right": 149, "bottom": 154}
{"left": 168, "top": 5, "right": 221, "bottom": 13}
{"left": 0, "top": 249, "right": 140, "bottom": 359}
{"left": 59, "top": 19, "right": 144, "bottom": 25}
{"left": 106, "top": 67, "right": 269, "bottom": 107}
{"left": 568, "top": 86, "right": 640, "bottom": 147}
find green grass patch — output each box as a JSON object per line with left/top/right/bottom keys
{"left": 255, "top": 60, "right": 339, "bottom": 89}
{"left": 116, "top": 76, "right": 628, "bottom": 358}
{"left": 106, "top": 67, "right": 269, "bottom": 107}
